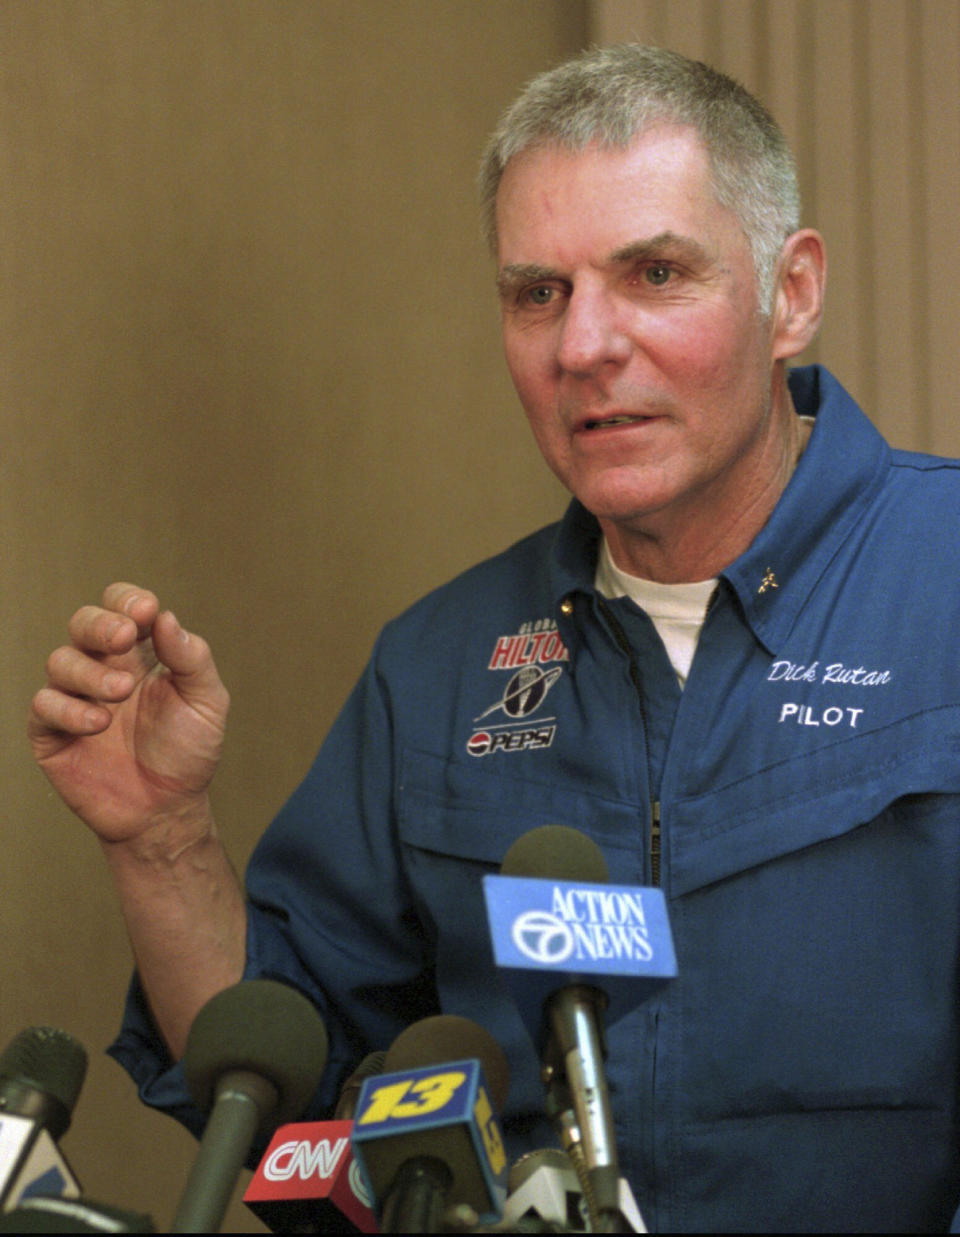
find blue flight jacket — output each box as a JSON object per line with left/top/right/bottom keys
{"left": 113, "top": 366, "right": 960, "bottom": 1231}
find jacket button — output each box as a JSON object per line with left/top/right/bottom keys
{"left": 560, "top": 597, "right": 574, "bottom": 616}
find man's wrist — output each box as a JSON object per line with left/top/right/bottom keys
{"left": 99, "top": 796, "right": 219, "bottom": 872}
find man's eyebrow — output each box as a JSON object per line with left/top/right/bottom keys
{"left": 496, "top": 233, "right": 712, "bottom": 297}
{"left": 495, "top": 263, "right": 560, "bottom": 298}
{"left": 610, "top": 232, "right": 711, "bottom": 266}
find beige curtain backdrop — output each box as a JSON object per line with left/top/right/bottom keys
{"left": 0, "top": 2, "right": 583, "bottom": 1229}
{"left": 2, "top": 0, "right": 958, "bottom": 1229}
{"left": 591, "top": 0, "right": 960, "bottom": 454}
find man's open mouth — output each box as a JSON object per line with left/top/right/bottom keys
{"left": 583, "top": 414, "right": 648, "bottom": 430}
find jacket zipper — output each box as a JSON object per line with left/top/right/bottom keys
{"left": 595, "top": 596, "right": 661, "bottom": 887}
{"left": 592, "top": 595, "right": 669, "bottom": 1225}
{"left": 650, "top": 799, "right": 661, "bottom": 887}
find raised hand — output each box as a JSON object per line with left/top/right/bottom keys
{"left": 29, "top": 583, "right": 230, "bottom": 846}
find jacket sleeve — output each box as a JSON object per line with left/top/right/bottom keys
{"left": 108, "top": 632, "right": 436, "bottom": 1138}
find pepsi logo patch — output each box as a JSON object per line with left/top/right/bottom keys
{"left": 466, "top": 620, "right": 567, "bottom": 757}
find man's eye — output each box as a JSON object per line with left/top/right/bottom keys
{"left": 645, "top": 264, "right": 672, "bottom": 286}
{"left": 525, "top": 286, "right": 554, "bottom": 305}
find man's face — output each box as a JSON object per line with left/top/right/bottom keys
{"left": 496, "top": 126, "right": 787, "bottom": 558}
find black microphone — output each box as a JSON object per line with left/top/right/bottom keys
{"left": 334, "top": 1051, "right": 388, "bottom": 1122}
{"left": 170, "top": 979, "right": 329, "bottom": 1234}
{"left": 0, "top": 1026, "right": 87, "bottom": 1212}
{"left": 351, "top": 1015, "right": 510, "bottom": 1233}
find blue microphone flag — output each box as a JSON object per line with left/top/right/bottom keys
{"left": 483, "top": 873, "right": 677, "bottom": 1040}
{"left": 350, "top": 1058, "right": 507, "bottom": 1223}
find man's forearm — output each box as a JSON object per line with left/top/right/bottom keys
{"left": 101, "top": 799, "right": 247, "bottom": 1061}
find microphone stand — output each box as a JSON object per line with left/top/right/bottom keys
{"left": 171, "top": 1071, "right": 278, "bottom": 1233}
{"left": 544, "top": 986, "right": 625, "bottom": 1234}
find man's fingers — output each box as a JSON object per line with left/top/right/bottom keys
{"left": 29, "top": 686, "right": 111, "bottom": 742}
{"left": 152, "top": 612, "right": 231, "bottom": 720}
{"left": 65, "top": 586, "right": 164, "bottom": 684}
{"left": 101, "top": 583, "right": 161, "bottom": 633}
{"left": 67, "top": 605, "right": 140, "bottom": 655}
{"left": 32, "top": 589, "right": 228, "bottom": 755}
{"left": 65, "top": 585, "right": 160, "bottom": 653}
{"left": 46, "top": 645, "right": 135, "bottom": 702}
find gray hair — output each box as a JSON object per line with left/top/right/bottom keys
{"left": 479, "top": 44, "right": 800, "bottom": 313}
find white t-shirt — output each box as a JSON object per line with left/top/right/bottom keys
{"left": 595, "top": 538, "right": 717, "bottom": 687}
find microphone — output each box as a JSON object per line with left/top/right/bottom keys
{"left": 501, "top": 1148, "right": 647, "bottom": 1233}
{"left": 0, "top": 1026, "right": 86, "bottom": 1212}
{"left": 170, "top": 979, "right": 329, "bottom": 1234}
{"left": 335, "top": 1052, "right": 388, "bottom": 1121}
{"left": 0, "top": 1195, "right": 156, "bottom": 1232}
{"left": 502, "top": 1148, "right": 583, "bottom": 1231}
{"left": 483, "top": 825, "right": 676, "bottom": 1232}
{"left": 351, "top": 1015, "right": 510, "bottom": 1233}
{"left": 243, "top": 1053, "right": 386, "bottom": 1233}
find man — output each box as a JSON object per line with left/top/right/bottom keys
{"left": 29, "top": 45, "right": 960, "bottom": 1230}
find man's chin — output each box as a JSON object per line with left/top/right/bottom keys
{"left": 571, "top": 474, "right": 675, "bottom": 528}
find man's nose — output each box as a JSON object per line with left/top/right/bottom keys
{"left": 555, "top": 287, "right": 631, "bottom": 376}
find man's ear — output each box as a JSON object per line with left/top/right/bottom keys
{"left": 771, "top": 229, "right": 827, "bottom": 361}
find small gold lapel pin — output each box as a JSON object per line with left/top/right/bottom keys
{"left": 758, "top": 567, "right": 779, "bottom": 595}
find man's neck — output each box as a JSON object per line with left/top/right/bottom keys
{"left": 601, "top": 399, "right": 813, "bottom": 584}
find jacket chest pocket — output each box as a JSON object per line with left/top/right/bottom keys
{"left": 668, "top": 708, "right": 960, "bottom": 896}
